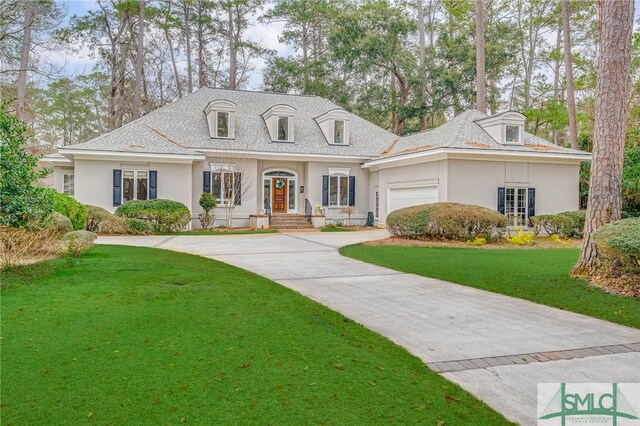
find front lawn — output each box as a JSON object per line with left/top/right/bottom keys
{"left": 1, "top": 246, "right": 510, "bottom": 425}
{"left": 341, "top": 245, "right": 640, "bottom": 329}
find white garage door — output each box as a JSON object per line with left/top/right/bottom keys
{"left": 388, "top": 186, "right": 438, "bottom": 213}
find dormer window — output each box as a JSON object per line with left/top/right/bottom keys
{"left": 475, "top": 111, "right": 526, "bottom": 146}
{"left": 217, "top": 111, "right": 229, "bottom": 138}
{"left": 262, "top": 104, "right": 296, "bottom": 143}
{"left": 334, "top": 120, "right": 345, "bottom": 144}
{"left": 315, "top": 109, "right": 351, "bottom": 146}
{"left": 277, "top": 116, "right": 290, "bottom": 141}
{"left": 505, "top": 125, "right": 520, "bottom": 144}
{"left": 204, "top": 99, "right": 236, "bottom": 139}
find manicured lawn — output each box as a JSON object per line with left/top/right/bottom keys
{"left": 160, "top": 229, "right": 278, "bottom": 236}
{"left": 321, "top": 226, "right": 356, "bottom": 232}
{"left": 341, "top": 245, "right": 640, "bottom": 329}
{"left": 1, "top": 246, "right": 511, "bottom": 425}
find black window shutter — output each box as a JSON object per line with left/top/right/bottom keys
{"left": 113, "top": 169, "right": 122, "bottom": 206}
{"left": 527, "top": 188, "right": 536, "bottom": 218}
{"left": 234, "top": 172, "right": 242, "bottom": 206}
{"left": 203, "top": 171, "right": 211, "bottom": 193}
{"left": 149, "top": 171, "right": 158, "bottom": 199}
{"left": 497, "top": 187, "right": 506, "bottom": 214}
{"left": 348, "top": 176, "right": 356, "bottom": 206}
{"left": 322, "top": 175, "right": 329, "bottom": 206}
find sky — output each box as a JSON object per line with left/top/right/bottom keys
{"left": 51, "top": 0, "right": 292, "bottom": 89}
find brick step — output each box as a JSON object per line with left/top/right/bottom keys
{"left": 270, "top": 219, "right": 312, "bottom": 224}
{"left": 271, "top": 225, "right": 314, "bottom": 229}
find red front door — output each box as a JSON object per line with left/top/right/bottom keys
{"left": 272, "top": 178, "right": 287, "bottom": 213}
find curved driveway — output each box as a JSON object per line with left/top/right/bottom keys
{"left": 97, "top": 230, "right": 640, "bottom": 425}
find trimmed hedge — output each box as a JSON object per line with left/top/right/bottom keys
{"left": 386, "top": 203, "right": 507, "bottom": 241}
{"left": 45, "top": 212, "right": 73, "bottom": 235}
{"left": 86, "top": 205, "right": 152, "bottom": 235}
{"left": 594, "top": 218, "right": 640, "bottom": 276}
{"left": 45, "top": 189, "right": 87, "bottom": 231}
{"left": 530, "top": 210, "right": 586, "bottom": 238}
{"left": 115, "top": 199, "right": 190, "bottom": 233}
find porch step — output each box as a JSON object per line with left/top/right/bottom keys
{"left": 269, "top": 214, "right": 313, "bottom": 229}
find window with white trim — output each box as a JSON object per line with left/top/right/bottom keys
{"left": 329, "top": 175, "right": 349, "bottom": 207}
{"left": 505, "top": 187, "right": 527, "bottom": 226}
{"left": 212, "top": 170, "right": 242, "bottom": 206}
{"left": 277, "top": 116, "right": 290, "bottom": 141}
{"left": 216, "top": 111, "right": 229, "bottom": 138}
{"left": 334, "top": 120, "right": 345, "bottom": 144}
{"left": 375, "top": 190, "right": 379, "bottom": 218}
{"left": 505, "top": 125, "right": 521, "bottom": 143}
{"left": 62, "top": 173, "right": 74, "bottom": 197}
{"left": 122, "top": 170, "right": 148, "bottom": 202}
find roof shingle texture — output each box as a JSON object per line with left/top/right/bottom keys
{"left": 62, "top": 88, "right": 398, "bottom": 158}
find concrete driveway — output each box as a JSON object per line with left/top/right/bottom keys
{"left": 97, "top": 230, "right": 640, "bottom": 425}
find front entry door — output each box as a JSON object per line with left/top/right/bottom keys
{"left": 272, "top": 178, "right": 287, "bottom": 213}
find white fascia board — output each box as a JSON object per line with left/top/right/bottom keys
{"left": 362, "top": 148, "right": 591, "bottom": 170}
{"left": 38, "top": 156, "right": 73, "bottom": 165}
{"left": 195, "top": 148, "right": 371, "bottom": 163}
{"left": 58, "top": 149, "right": 205, "bottom": 163}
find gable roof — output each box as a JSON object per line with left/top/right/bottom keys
{"left": 59, "top": 88, "right": 398, "bottom": 159}
{"left": 382, "top": 110, "right": 587, "bottom": 159}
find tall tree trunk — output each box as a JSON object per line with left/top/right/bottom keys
{"left": 475, "top": 0, "right": 486, "bottom": 113}
{"left": 228, "top": 4, "right": 237, "bottom": 89}
{"left": 183, "top": 1, "right": 193, "bottom": 93}
{"left": 417, "top": 0, "right": 427, "bottom": 130}
{"left": 562, "top": 0, "right": 579, "bottom": 150}
{"left": 573, "top": 0, "right": 634, "bottom": 274}
{"left": 553, "top": 24, "right": 562, "bottom": 145}
{"left": 164, "top": 26, "right": 182, "bottom": 98}
{"left": 132, "top": 0, "right": 145, "bottom": 120}
{"left": 16, "top": 0, "right": 35, "bottom": 121}
{"left": 196, "top": 1, "right": 206, "bottom": 88}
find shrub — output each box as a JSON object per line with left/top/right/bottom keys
{"left": 386, "top": 203, "right": 507, "bottom": 241}
{"left": 341, "top": 206, "right": 354, "bottom": 226}
{"left": 198, "top": 192, "right": 217, "bottom": 229}
{"left": 594, "top": 218, "right": 640, "bottom": 275}
{"left": 45, "top": 212, "right": 73, "bottom": 235}
{"left": 115, "top": 199, "right": 191, "bottom": 233}
{"left": 0, "top": 103, "right": 52, "bottom": 228}
{"left": 126, "top": 218, "right": 151, "bottom": 235}
{"left": 466, "top": 237, "right": 487, "bottom": 246}
{"left": 0, "top": 226, "right": 63, "bottom": 268}
{"left": 507, "top": 228, "right": 534, "bottom": 246}
{"left": 44, "top": 189, "right": 87, "bottom": 230}
{"left": 529, "top": 210, "right": 585, "bottom": 238}
{"left": 63, "top": 230, "right": 97, "bottom": 257}
{"left": 86, "top": 205, "right": 128, "bottom": 234}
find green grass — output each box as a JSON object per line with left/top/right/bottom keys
{"left": 341, "top": 245, "right": 640, "bottom": 329}
{"left": 1, "top": 246, "right": 510, "bottom": 425}
{"left": 321, "top": 226, "right": 355, "bottom": 232}
{"left": 160, "top": 229, "right": 278, "bottom": 236}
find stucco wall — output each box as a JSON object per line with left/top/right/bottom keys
{"left": 373, "top": 158, "right": 580, "bottom": 225}
{"left": 49, "top": 165, "right": 74, "bottom": 194}
{"left": 446, "top": 159, "right": 580, "bottom": 214}
{"left": 73, "top": 159, "right": 193, "bottom": 215}
{"left": 306, "top": 161, "right": 370, "bottom": 225}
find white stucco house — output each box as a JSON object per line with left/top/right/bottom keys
{"left": 41, "top": 88, "right": 590, "bottom": 229}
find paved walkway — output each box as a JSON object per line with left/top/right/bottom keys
{"left": 97, "top": 231, "right": 640, "bottom": 425}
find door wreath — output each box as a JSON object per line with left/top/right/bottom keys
{"left": 274, "top": 179, "right": 285, "bottom": 189}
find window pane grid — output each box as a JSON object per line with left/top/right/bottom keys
{"left": 329, "top": 175, "right": 349, "bottom": 207}
{"left": 123, "top": 170, "right": 148, "bottom": 202}
{"left": 505, "top": 187, "right": 527, "bottom": 226}
{"left": 334, "top": 120, "right": 344, "bottom": 144}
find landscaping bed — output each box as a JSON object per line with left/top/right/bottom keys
{"left": 1, "top": 245, "right": 511, "bottom": 425}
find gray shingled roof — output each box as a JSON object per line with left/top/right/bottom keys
{"left": 59, "top": 90, "right": 588, "bottom": 161}
{"left": 61, "top": 88, "right": 398, "bottom": 158}
{"left": 383, "top": 109, "right": 588, "bottom": 158}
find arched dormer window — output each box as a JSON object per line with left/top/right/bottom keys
{"left": 261, "top": 104, "right": 296, "bottom": 142}
{"left": 204, "top": 99, "right": 237, "bottom": 139}
{"left": 475, "top": 111, "right": 525, "bottom": 146}
{"left": 315, "top": 109, "right": 351, "bottom": 146}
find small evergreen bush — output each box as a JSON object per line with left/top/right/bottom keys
{"left": 115, "top": 199, "right": 190, "bottom": 233}
{"left": 529, "top": 210, "right": 586, "bottom": 238}
{"left": 594, "top": 218, "right": 640, "bottom": 276}
{"left": 386, "top": 203, "right": 507, "bottom": 241}
{"left": 45, "top": 189, "right": 87, "bottom": 230}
